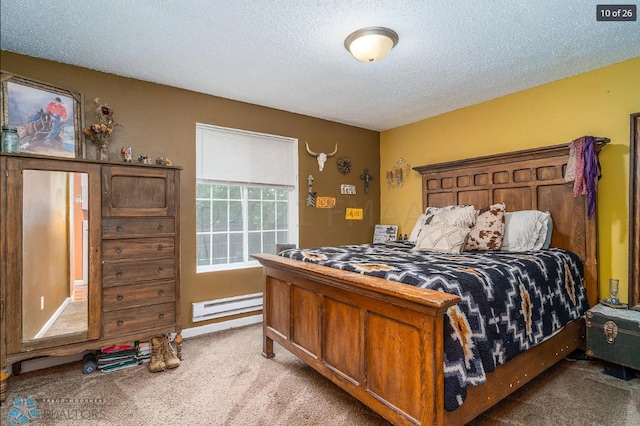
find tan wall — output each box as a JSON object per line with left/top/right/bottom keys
{"left": 22, "top": 170, "right": 70, "bottom": 339}
{"left": 1, "top": 52, "right": 380, "bottom": 329}
{"left": 381, "top": 57, "right": 640, "bottom": 303}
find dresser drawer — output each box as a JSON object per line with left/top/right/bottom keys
{"left": 103, "top": 302, "right": 176, "bottom": 337}
{"left": 102, "top": 166, "right": 176, "bottom": 217}
{"left": 102, "top": 237, "right": 175, "bottom": 261}
{"left": 102, "top": 258, "right": 175, "bottom": 287}
{"left": 102, "top": 217, "right": 175, "bottom": 238}
{"left": 103, "top": 281, "right": 176, "bottom": 312}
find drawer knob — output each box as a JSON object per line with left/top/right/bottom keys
{"left": 115, "top": 247, "right": 122, "bottom": 254}
{"left": 158, "top": 266, "right": 164, "bottom": 274}
{"left": 158, "top": 289, "right": 165, "bottom": 296}
{"left": 116, "top": 225, "right": 123, "bottom": 232}
{"left": 157, "top": 244, "right": 164, "bottom": 251}
{"left": 116, "top": 293, "right": 123, "bottom": 301}
{"left": 157, "top": 224, "right": 164, "bottom": 231}
{"left": 116, "top": 270, "right": 123, "bottom": 278}
{"left": 604, "top": 320, "right": 618, "bottom": 344}
{"left": 117, "top": 319, "right": 124, "bottom": 326}
{"left": 158, "top": 312, "right": 165, "bottom": 319}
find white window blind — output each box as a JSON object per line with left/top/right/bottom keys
{"left": 196, "top": 123, "right": 297, "bottom": 186}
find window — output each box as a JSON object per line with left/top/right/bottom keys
{"left": 196, "top": 124, "right": 298, "bottom": 272}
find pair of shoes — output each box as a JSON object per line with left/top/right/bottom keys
{"left": 149, "top": 335, "right": 181, "bottom": 372}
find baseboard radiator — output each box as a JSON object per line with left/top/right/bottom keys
{"left": 192, "top": 292, "right": 263, "bottom": 323}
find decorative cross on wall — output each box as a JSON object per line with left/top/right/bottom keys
{"left": 360, "top": 168, "right": 373, "bottom": 194}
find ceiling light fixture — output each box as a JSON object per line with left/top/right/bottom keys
{"left": 344, "top": 26, "right": 399, "bottom": 63}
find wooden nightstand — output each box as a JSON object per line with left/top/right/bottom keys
{"left": 586, "top": 304, "right": 640, "bottom": 380}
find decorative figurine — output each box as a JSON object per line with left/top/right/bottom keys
{"left": 138, "top": 155, "right": 152, "bottom": 164}
{"left": 121, "top": 146, "right": 132, "bottom": 163}
{"left": 360, "top": 168, "right": 373, "bottom": 194}
{"left": 155, "top": 156, "right": 173, "bottom": 166}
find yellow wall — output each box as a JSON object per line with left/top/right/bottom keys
{"left": 381, "top": 57, "right": 640, "bottom": 303}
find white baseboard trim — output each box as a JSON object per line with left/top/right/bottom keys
{"left": 182, "top": 314, "right": 263, "bottom": 339}
{"left": 33, "top": 296, "right": 73, "bottom": 339}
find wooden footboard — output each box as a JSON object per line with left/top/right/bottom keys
{"left": 254, "top": 253, "right": 460, "bottom": 425}
{"left": 254, "top": 253, "right": 586, "bottom": 426}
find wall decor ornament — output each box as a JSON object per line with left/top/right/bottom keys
{"left": 0, "top": 72, "right": 83, "bottom": 158}
{"left": 305, "top": 141, "right": 338, "bottom": 171}
{"left": 306, "top": 174, "right": 317, "bottom": 207}
{"left": 337, "top": 156, "right": 352, "bottom": 174}
{"left": 316, "top": 196, "right": 336, "bottom": 208}
{"left": 360, "top": 168, "right": 373, "bottom": 194}
{"left": 83, "top": 97, "right": 118, "bottom": 161}
{"left": 345, "top": 207, "right": 363, "bottom": 220}
{"left": 340, "top": 184, "right": 356, "bottom": 195}
{"left": 386, "top": 157, "right": 411, "bottom": 187}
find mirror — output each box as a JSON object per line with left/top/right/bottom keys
{"left": 21, "top": 170, "right": 89, "bottom": 341}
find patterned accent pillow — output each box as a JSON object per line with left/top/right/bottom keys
{"left": 464, "top": 203, "right": 506, "bottom": 251}
{"left": 408, "top": 213, "right": 429, "bottom": 243}
{"left": 429, "top": 205, "right": 477, "bottom": 228}
{"left": 413, "top": 224, "right": 471, "bottom": 254}
{"left": 424, "top": 205, "right": 464, "bottom": 224}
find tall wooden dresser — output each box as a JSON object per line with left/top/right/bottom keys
{"left": 0, "top": 154, "right": 181, "bottom": 402}
{"left": 101, "top": 166, "right": 181, "bottom": 346}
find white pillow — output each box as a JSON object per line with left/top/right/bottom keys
{"left": 502, "top": 210, "right": 551, "bottom": 251}
{"left": 430, "top": 205, "right": 477, "bottom": 228}
{"left": 408, "top": 213, "right": 429, "bottom": 243}
{"left": 542, "top": 215, "right": 553, "bottom": 249}
{"left": 414, "top": 224, "right": 471, "bottom": 254}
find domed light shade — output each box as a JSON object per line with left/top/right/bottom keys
{"left": 344, "top": 27, "right": 399, "bottom": 62}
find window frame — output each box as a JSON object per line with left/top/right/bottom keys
{"left": 195, "top": 124, "right": 298, "bottom": 273}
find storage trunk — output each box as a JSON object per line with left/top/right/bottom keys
{"left": 586, "top": 304, "right": 640, "bottom": 371}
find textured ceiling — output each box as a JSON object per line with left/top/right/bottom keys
{"left": 1, "top": 1, "right": 639, "bottom": 131}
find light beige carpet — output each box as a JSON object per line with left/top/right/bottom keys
{"left": 2, "top": 323, "right": 639, "bottom": 425}
{"left": 42, "top": 301, "right": 88, "bottom": 338}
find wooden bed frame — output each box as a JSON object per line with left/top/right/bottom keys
{"left": 253, "top": 142, "right": 606, "bottom": 425}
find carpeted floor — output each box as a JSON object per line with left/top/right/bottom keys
{"left": 42, "top": 301, "right": 88, "bottom": 338}
{"left": 2, "top": 323, "right": 639, "bottom": 425}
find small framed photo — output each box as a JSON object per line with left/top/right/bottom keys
{"left": 373, "top": 224, "right": 398, "bottom": 243}
{"left": 1, "top": 72, "right": 83, "bottom": 158}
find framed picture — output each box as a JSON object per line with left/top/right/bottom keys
{"left": 373, "top": 224, "right": 398, "bottom": 243}
{"left": 1, "top": 72, "right": 83, "bottom": 158}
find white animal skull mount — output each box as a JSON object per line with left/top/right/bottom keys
{"left": 305, "top": 142, "right": 338, "bottom": 171}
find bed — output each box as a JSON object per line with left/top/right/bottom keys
{"left": 252, "top": 141, "right": 606, "bottom": 425}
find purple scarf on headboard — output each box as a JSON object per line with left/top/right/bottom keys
{"left": 583, "top": 136, "right": 601, "bottom": 219}
{"left": 570, "top": 136, "right": 601, "bottom": 219}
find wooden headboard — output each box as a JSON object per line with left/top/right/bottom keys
{"left": 414, "top": 142, "right": 607, "bottom": 307}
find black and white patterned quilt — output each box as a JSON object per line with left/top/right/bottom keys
{"left": 279, "top": 242, "right": 589, "bottom": 411}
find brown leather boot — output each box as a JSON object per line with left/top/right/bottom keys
{"left": 149, "top": 337, "right": 166, "bottom": 372}
{"left": 161, "top": 335, "right": 180, "bottom": 369}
